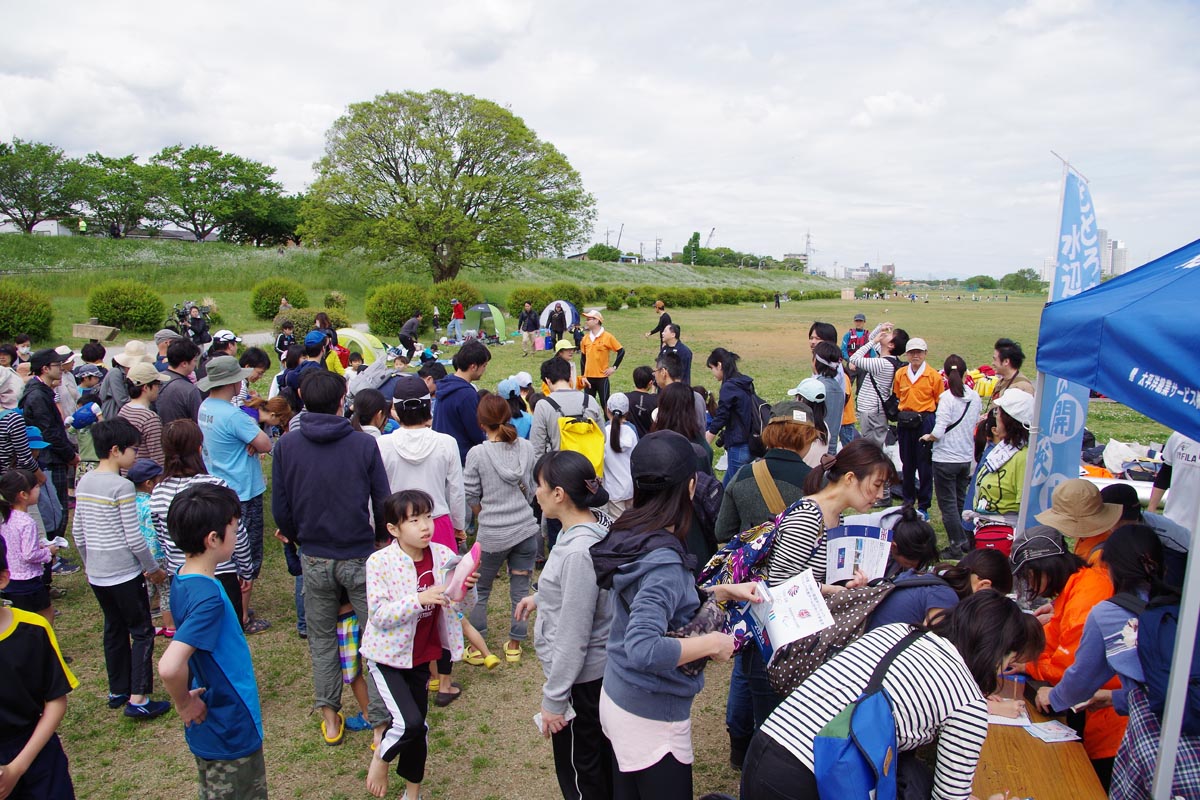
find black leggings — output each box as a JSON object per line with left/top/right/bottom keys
{"left": 368, "top": 661, "right": 430, "bottom": 784}
{"left": 612, "top": 753, "right": 692, "bottom": 800}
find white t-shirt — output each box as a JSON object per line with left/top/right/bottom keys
{"left": 603, "top": 421, "right": 638, "bottom": 503}
{"left": 1163, "top": 432, "right": 1200, "bottom": 529}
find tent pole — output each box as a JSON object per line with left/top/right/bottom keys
{"left": 1015, "top": 371, "right": 1048, "bottom": 535}
{"left": 1152, "top": 501, "right": 1200, "bottom": 799}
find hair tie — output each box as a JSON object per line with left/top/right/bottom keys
{"left": 819, "top": 453, "right": 838, "bottom": 471}
{"left": 948, "top": 365, "right": 958, "bottom": 371}
{"left": 584, "top": 478, "right": 602, "bottom": 495}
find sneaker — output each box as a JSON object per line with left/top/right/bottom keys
{"left": 462, "top": 645, "right": 486, "bottom": 666}
{"left": 48, "top": 586, "right": 68, "bottom": 600}
{"left": 124, "top": 698, "right": 171, "bottom": 720}
{"left": 917, "top": 509, "right": 930, "bottom": 522}
{"left": 51, "top": 560, "right": 81, "bottom": 575}
{"left": 107, "top": 693, "right": 129, "bottom": 709}
{"left": 298, "top": 629, "right": 308, "bottom": 640}
{"left": 940, "top": 545, "right": 964, "bottom": 560}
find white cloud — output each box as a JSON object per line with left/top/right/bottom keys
{"left": 1, "top": 0, "right": 1198, "bottom": 276}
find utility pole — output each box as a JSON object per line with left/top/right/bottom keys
{"left": 655, "top": 238, "right": 662, "bottom": 262}
{"left": 615, "top": 223, "right": 624, "bottom": 249}
{"left": 639, "top": 242, "right": 644, "bottom": 263}
{"left": 605, "top": 228, "right": 613, "bottom": 246}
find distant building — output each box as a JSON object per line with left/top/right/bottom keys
{"left": 0, "top": 219, "right": 76, "bottom": 236}
{"left": 1111, "top": 240, "right": 1129, "bottom": 274}
{"left": 1098, "top": 229, "right": 1112, "bottom": 276}
{"left": 882, "top": 263, "right": 895, "bottom": 277}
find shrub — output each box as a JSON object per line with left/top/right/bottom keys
{"left": 87, "top": 280, "right": 165, "bottom": 332}
{"left": 592, "top": 285, "right": 609, "bottom": 302}
{"left": 685, "top": 288, "right": 711, "bottom": 307}
{"left": 272, "top": 308, "right": 350, "bottom": 338}
{"left": 0, "top": 282, "right": 52, "bottom": 341}
{"left": 605, "top": 291, "right": 625, "bottom": 312}
{"left": 546, "top": 282, "right": 585, "bottom": 309}
{"left": 365, "top": 284, "right": 429, "bottom": 337}
{"left": 506, "top": 286, "right": 555, "bottom": 319}
{"left": 323, "top": 290, "right": 348, "bottom": 310}
{"left": 716, "top": 287, "right": 741, "bottom": 305}
{"left": 428, "top": 279, "right": 483, "bottom": 326}
{"left": 251, "top": 278, "right": 309, "bottom": 320}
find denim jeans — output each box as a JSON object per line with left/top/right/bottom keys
{"left": 447, "top": 318, "right": 463, "bottom": 341}
{"left": 839, "top": 423, "right": 859, "bottom": 448}
{"left": 726, "top": 646, "right": 782, "bottom": 739}
{"left": 933, "top": 460, "right": 972, "bottom": 549}
{"left": 468, "top": 535, "right": 537, "bottom": 641}
{"left": 723, "top": 443, "right": 751, "bottom": 488}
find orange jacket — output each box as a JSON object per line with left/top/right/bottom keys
{"left": 1025, "top": 565, "right": 1126, "bottom": 759}
{"left": 893, "top": 363, "right": 942, "bottom": 412}
{"left": 841, "top": 372, "right": 856, "bottom": 426}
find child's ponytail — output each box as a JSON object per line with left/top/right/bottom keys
{"left": 0, "top": 469, "right": 36, "bottom": 523}
{"left": 609, "top": 410, "right": 626, "bottom": 453}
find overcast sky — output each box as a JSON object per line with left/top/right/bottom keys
{"left": 2, "top": 0, "right": 1197, "bottom": 277}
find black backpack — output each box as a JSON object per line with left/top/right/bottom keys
{"left": 746, "top": 380, "right": 774, "bottom": 458}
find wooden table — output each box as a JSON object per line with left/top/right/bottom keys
{"left": 973, "top": 706, "right": 1107, "bottom": 800}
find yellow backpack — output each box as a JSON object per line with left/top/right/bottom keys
{"left": 542, "top": 395, "right": 605, "bottom": 478}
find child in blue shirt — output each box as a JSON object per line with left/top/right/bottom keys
{"left": 129, "top": 458, "right": 172, "bottom": 636}
{"left": 157, "top": 483, "right": 266, "bottom": 799}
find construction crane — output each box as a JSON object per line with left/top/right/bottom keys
{"left": 704, "top": 227, "right": 716, "bottom": 248}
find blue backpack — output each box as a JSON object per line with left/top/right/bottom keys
{"left": 1111, "top": 592, "right": 1200, "bottom": 735}
{"left": 812, "top": 628, "right": 925, "bottom": 800}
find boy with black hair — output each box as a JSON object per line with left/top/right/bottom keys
{"left": 0, "top": 536, "right": 78, "bottom": 799}
{"left": 274, "top": 320, "right": 296, "bottom": 364}
{"left": 158, "top": 483, "right": 267, "bottom": 800}
{"left": 623, "top": 365, "right": 659, "bottom": 438}
{"left": 157, "top": 338, "right": 203, "bottom": 426}
{"left": 75, "top": 418, "right": 171, "bottom": 719}
{"left": 433, "top": 340, "right": 491, "bottom": 464}
{"left": 79, "top": 342, "right": 108, "bottom": 379}
{"left": 285, "top": 331, "right": 329, "bottom": 395}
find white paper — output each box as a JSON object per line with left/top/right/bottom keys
{"left": 1025, "top": 720, "right": 1081, "bottom": 742}
{"left": 41, "top": 537, "right": 70, "bottom": 549}
{"left": 825, "top": 536, "right": 891, "bottom": 583}
{"left": 749, "top": 569, "right": 833, "bottom": 650}
{"left": 987, "top": 707, "right": 1031, "bottom": 727}
{"left": 532, "top": 705, "right": 577, "bottom": 735}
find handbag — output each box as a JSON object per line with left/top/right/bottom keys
{"left": 868, "top": 369, "right": 901, "bottom": 423}
{"left": 665, "top": 595, "right": 727, "bottom": 676}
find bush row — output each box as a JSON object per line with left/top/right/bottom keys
{"left": 271, "top": 307, "right": 351, "bottom": 338}
{"left": 507, "top": 284, "right": 841, "bottom": 315}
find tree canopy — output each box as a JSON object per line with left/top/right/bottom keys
{"left": 0, "top": 138, "right": 86, "bottom": 233}
{"left": 150, "top": 144, "right": 281, "bottom": 241}
{"left": 963, "top": 274, "right": 998, "bottom": 290}
{"left": 863, "top": 272, "right": 894, "bottom": 292}
{"left": 586, "top": 243, "right": 621, "bottom": 262}
{"left": 301, "top": 90, "right": 596, "bottom": 282}
{"left": 81, "top": 153, "right": 169, "bottom": 236}
{"left": 1000, "top": 268, "right": 1043, "bottom": 293}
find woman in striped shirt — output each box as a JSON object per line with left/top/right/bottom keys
{"left": 744, "top": 590, "right": 1044, "bottom": 800}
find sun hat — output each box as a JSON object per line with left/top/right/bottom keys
{"left": 993, "top": 387, "right": 1035, "bottom": 429}
{"left": 196, "top": 356, "right": 255, "bottom": 392}
{"left": 29, "top": 348, "right": 66, "bottom": 374}
{"left": 54, "top": 345, "right": 75, "bottom": 362}
{"left": 630, "top": 430, "right": 696, "bottom": 491}
{"left": 154, "top": 329, "right": 183, "bottom": 346}
{"left": 126, "top": 362, "right": 166, "bottom": 387}
{"left": 1035, "top": 479, "right": 1123, "bottom": 539}
{"left": 392, "top": 374, "right": 430, "bottom": 402}
{"left": 787, "top": 377, "right": 827, "bottom": 404}
{"left": 514, "top": 371, "right": 534, "bottom": 388}
{"left": 606, "top": 393, "right": 630, "bottom": 415}
{"left": 127, "top": 458, "right": 163, "bottom": 484}
{"left": 303, "top": 330, "right": 327, "bottom": 348}
{"left": 112, "top": 340, "right": 148, "bottom": 368}
{"left": 25, "top": 426, "right": 51, "bottom": 450}
{"left": 497, "top": 377, "right": 521, "bottom": 399}
{"left": 854, "top": 313, "right": 866, "bottom": 322}
{"left": 582, "top": 309, "right": 604, "bottom": 322}
{"left": 212, "top": 330, "right": 241, "bottom": 343}
{"left": 554, "top": 340, "right": 577, "bottom": 353}
{"left": 1011, "top": 525, "right": 1068, "bottom": 573}
{"left": 906, "top": 337, "right": 928, "bottom": 352}
{"left": 768, "top": 399, "right": 815, "bottom": 427}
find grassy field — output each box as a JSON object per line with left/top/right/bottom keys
{"left": 10, "top": 236, "right": 1170, "bottom": 799}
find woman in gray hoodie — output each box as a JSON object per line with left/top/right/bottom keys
{"left": 463, "top": 393, "right": 538, "bottom": 663}
{"left": 516, "top": 450, "right": 614, "bottom": 800}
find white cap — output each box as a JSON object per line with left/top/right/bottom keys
{"left": 787, "top": 377, "right": 827, "bottom": 403}
{"left": 906, "top": 337, "right": 928, "bottom": 352}
{"left": 993, "top": 388, "right": 1035, "bottom": 429}
{"left": 514, "top": 371, "right": 534, "bottom": 388}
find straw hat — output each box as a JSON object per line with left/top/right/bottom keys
{"left": 112, "top": 340, "right": 148, "bottom": 368}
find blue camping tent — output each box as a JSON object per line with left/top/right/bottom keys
{"left": 1036, "top": 235, "right": 1200, "bottom": 799}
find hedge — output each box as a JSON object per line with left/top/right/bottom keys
{"left": 545, "top": 282, "right": 586, "bottom": 309}
{"left": 365, "top": 284, "right": 429, "bottom": 337}
{"left": 0, "top": 282, "right": 52, "bottom": 341}
{"left": 605, "top": 291, "right": 625, "bottom": 312}
{"left": 87, "top": 280, "right": 166, "bottom": 332}
{"left": 505, "top": 286, "right": 556, "bottom": 319}
{"left": 272, "top": 307, "right": 351, "bottom": 338}
{"left": 428, "top": 279, "right": 483, "bottom": 330}
{"left": 251, "top": 278, "right": 309, "bottom": 320}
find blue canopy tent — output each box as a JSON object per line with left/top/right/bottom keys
{"left": 1036, "top": 236, "right": 1200, "bottom": 798}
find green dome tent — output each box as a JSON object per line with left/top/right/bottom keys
{"left": 465, "top": 303, "right": 507, "bottom": 338}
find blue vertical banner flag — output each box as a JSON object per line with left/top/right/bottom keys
{"left": 1020, "top": 169, "right": 1102, "bottom": 527}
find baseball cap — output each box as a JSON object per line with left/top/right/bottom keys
{"left": 126, "top": 361, "right": 166, "bottom": 387}
{"left": 392, "top": 373, "right": 431, "bottom": 402}
{"left": 993, "top": 388, "right": 1035, "bottom": 430}
{"left": 212, "top": 330, "right": 241, "bottom": 344}
{"left": 29, "top": 348, "right": 65, "bottom": 374}
{"left": 1035, "top": 478, "right": 1123, "bottom": 539}
{"left": 787, "top": 377, "right": 827, "bottom": 404}
{"left": 769, "top": 399, "right": 815, "bottom": 427}
{"left": 1099, "top": 483, "right": 1142, "bottom": 522}
{"left": 906, "top": 337, "right": 928, "bottom": 352}
{"left": 25, "top": 426, "right": 51, "bottom": 450}
{"left": 1010, "top": 526, "right": 1067, "bottom": 573}
{"left": 497, "top": 377, "right": 521, "bottom": 400}
{"left": 154, "top": 328, "right": 183, "bottom": 346}
{"left": 582, "top": 309, "right": 604, "bottom": 322}
{"left": 554, "top": 340, "right": 577, "bottom": 353}
{"left": 127, "top": 458, "right": 164, "bottom": 484}
{"left": 514, "top": 371, "right": 534, "bottom": 388}
{"left": 630, "top": 431, "right": 695, "bottom": 491}
{"left": 74, "top": 364, "right": 103, "bottom": 380}
{"left": 854, "top": 313, "right": 866, "bottom": 322}
{"left": 196, "top": 356, "right": 255, "bottom": 392}
{"left": 606, "top": 393, "right": 630, "bottom": 415}
{"left": 303, "top": 330, "right": 327, "bottom": 347}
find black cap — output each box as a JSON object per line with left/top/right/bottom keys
{"left": 1010, "top": 525, "right": 1067, "bottom": 573}
{"left": 29, "top": 348, "right": 65, "bottom": 374}
{"left": 392, "top": 373, "right": 430, "bottom": 402}
{"left": 1099, "top": 483, "right": 1142, "bottom": 521}
{"left": 630, "top": 430, "right": 695, "bottom": 490}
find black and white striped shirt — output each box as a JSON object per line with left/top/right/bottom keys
{"left": 150, "top": 474, "right": 253, "bottom": 578}
{"left": 766, "top": 499, "right": 828, "bottom": 586}
{"left": 0, "top": 411, "right": 38, "bottom": 475}
{"left": 760, "top": 623, "right": 989, "bottom": 800}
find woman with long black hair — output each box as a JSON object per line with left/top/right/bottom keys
{"left": 704, "top": 348, "right": 756, "bottom": 487}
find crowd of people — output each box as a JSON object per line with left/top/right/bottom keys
{"left": 0, "top": 299, "right": 1197, "bottom": 800}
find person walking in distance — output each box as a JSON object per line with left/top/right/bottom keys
{"left": 518, "top": 301, "right": 540, "bottom": 357}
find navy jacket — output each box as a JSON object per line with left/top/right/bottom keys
{"left": 707, "top": 373, "right": 755, "bottom": 447}
{"left": 271, "top": 413, "right": 389, "bottom": 560}
{"left": 432, "top": 374, "right": 484, "bottom": 464}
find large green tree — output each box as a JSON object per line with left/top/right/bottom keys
{"left": 0, "top": 138, "right": 86, "bottom": 233}
{"left": 586, "top": 243, "right": 621, "bottom": 262}
{"left": 1000, "top": 268, "right": 1042, "bottom": 293}
{"left": 220, "top": 192, "right": 304, "bottom": 247}
{"left": 150, "top": 144, "right": 281, "bottom": 241}
{"left": 80, "top": 153, "right": 169, "bottom": 235}
{"left": 864, "top": 272, "right": 894, "bottom": 292}
{"left": 301, "top": 90, "right": 596, "bottom": 282}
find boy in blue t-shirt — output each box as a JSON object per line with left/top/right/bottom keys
{"left": 0, "top": 537, "right": 78, "bottom": 799}
{"left": 157, "top": 483, "right": 266, "bottom": 799}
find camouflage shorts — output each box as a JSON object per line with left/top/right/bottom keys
{"left": 195, "top": 748, "right": 267, "bottom": 800}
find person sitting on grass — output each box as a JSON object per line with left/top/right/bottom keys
{"left": 0, "top": 536, "right": 79, "bottom": 799}
{"left": 157, "top": 483, "right": 268, "bottom": 800}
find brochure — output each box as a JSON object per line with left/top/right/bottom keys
{"left": 1025, "top": 720, "right": 1081, "bottom": 743}
{"left": 825, "top": 510, "right": 897, "bottom": 583}
{"left": 747, "top": 569, "right": 834, "bottom": 656}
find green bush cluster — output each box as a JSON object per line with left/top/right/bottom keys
{"left": 323, "top": 290, "right": 347, "bottom": 309}
{"left": 86, "top": 280, "right": 165, "bottom": 332}
{"left": 0, "top": 282, "right": 52, "bottom": 341}
{"left": 545, "top": 282, "right": 586, "bottom": 309}
{"left": 604, "top": 291, "right": 625, "bottom": 312}
{"left": 251, "top": 278, "right": 309, "bottom": 320}
{"left": 505, "top": 286, "right": 556, "bottom": 318}
{"left": 272, "top": 307, "right": 350, "bottom": 337}
{"left": 365, "top": 284, "right": 429, "bottom": 337}
{"left": 428, "top": 279, "right": 484, "bottom": 326}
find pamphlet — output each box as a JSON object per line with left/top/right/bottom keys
{"left": 987, "top": 707, "right": 1032, "bottom": 727}
{"left": 1025, "top": 720, "right": 1081, "bottom": 743}
{"left": 825, "top": 511, "right": 896, "bottom": 583}
{"left": 747, "top": 569, "right": 834, "bottom": 656}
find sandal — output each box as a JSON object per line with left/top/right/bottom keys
{"left": 483, "top": 654, "right": 502, "bottom": 670}
{"left": 243, "top": 618, "right": 271, "bottom": 635}
{"left": 155, "top": 627, "right": 176, "bottom": 638}
{"left": 321, "top": 711, "right": 345, "bottom": 746}
{"left": 435, "top": 686, "right": 462, "bottom": 707}
{"left": 344, "top": 713, "right": 371, "bottom": 732}
{"left": 463, "top": 645, "right": 486, "bottom": 666}
{"left": 504, "top": 642, "right": 522, "bottom": 663}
